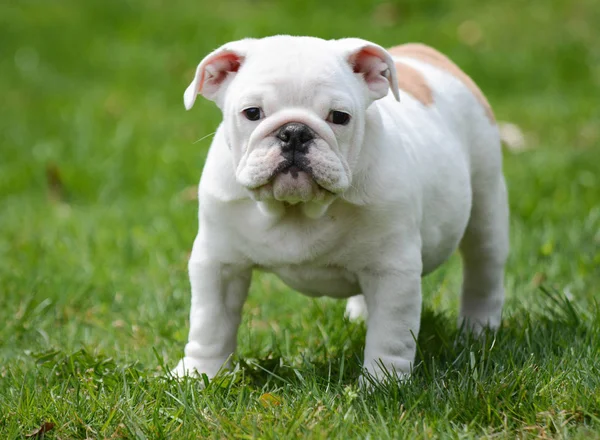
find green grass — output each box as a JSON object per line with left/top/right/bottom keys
{"left": 1, "top": 0, "right": 600, "bottom": 438}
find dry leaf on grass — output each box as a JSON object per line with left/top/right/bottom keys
{"left": 259, "top": 393, "right": 282, "bottom": 407}
{"left": 25, "top": 421, "right": 55, "bottom": 438}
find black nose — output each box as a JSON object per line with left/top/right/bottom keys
{"left": 276, "top": 123, "right": 314, "bottom": 153}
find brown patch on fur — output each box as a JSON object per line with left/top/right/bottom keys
{"left": 394, "top": 61, "right": 434, "bottom": 106}
{"left": 388, "top": 43, "right": 495, "bottom": 123}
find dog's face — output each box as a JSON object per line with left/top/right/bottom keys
{"left": 184, "top": 36, "right": 399, "bottom": 207}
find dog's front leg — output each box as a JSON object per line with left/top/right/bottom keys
{"left": 172, "top": 241, "right": 251, "bottom": 379}
{"left": 359, "top": 267, "right": 422, "bottom": 384}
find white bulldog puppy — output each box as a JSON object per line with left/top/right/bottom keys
{"left": 173, "top": 36, "right": 509, "bottom": 383}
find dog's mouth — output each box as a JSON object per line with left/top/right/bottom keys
{"left": 270, "top": 158, "right": 312, "bottom": 180}
{"left": 249, "top": 160, "right": 335, "bottom": 204}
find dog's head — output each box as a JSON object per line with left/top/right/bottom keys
{"left": 184, "top": 36, "right": 399, "bottom": 214}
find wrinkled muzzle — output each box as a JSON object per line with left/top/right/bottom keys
{"left": 236, "top": 110, "right": 351, "bottom": 204}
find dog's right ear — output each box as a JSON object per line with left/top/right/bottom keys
{"left": 184, "top": 39, "right": 254, "bottom": 110}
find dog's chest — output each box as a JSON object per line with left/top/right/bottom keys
{"left": 225, "top": 204, "right": 363, "bottom": 297}
{"left": 230, "top": 202, "right": 358, "bottom": 265}
{"left": 265, "top": 264, "right": 360, "bottom": 298}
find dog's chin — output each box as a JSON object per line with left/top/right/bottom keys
{"left": 249, "top": 170, "right": 334, "bottom": 205}
{"left": 272, "top": 169, "right": 319, "bottom": 203}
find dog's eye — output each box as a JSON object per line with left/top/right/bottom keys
{"left": 327, "top": 111, "right": 351, "bottom": 125}
{"left": 243, "top": 107, "right": 262, "bottom": 121}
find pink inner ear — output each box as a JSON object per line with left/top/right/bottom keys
{"left": 218, "top": 53, "right": 242, "bottom": 73}
{"left": 200, "top": 52, "right": 242, "bottom": 94}
{"left": 352, "top": 47, "right": 377, "bottom": 71}
{"left": 352, "top": 47, "right": 387, "bottom": 80}
{"left": 349, "top": 47, "right": 390, "bottom": 99}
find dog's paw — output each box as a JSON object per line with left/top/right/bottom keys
{"left": 358, "top": 367, "right": 410, "bottom": 390}
{"left": 458, "top": 315, "right": 501, "bottom": 338}
{"left": 170, "top": 356, "right": 229, "bottom": 380}
{"left": 459, "top": 295, "right": 503, "bottom": 337}
{"left": 345, "top": 295, "right": 368, "bottom": 322}
{"left": 359, "top": 355, "right": 412, "bottom": 389}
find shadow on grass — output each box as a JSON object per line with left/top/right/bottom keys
{"left": 229, "top": 287, "right": 598, "bottom": 392}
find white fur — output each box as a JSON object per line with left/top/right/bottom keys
{"left": 173, "top": 36, "right": 509, "bottom": 383}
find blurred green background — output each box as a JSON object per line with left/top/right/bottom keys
{"left": 1, "top": 0, "right": 599, "bottom": 437}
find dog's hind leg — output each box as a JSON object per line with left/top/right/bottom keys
{"left": 459, "top": 171, "right": 509, "bottom": 334}
{"left": 345, "top": 294, "right": 368, "bottom": 321}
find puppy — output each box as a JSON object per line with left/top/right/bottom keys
{"left": 173, "top": 36, "right": 509, "bottom": 383}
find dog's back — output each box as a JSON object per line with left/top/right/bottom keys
{"left": 388, "top": 44, "right": 501, "bottom": 170}
{"left": 388, "top": 44, "right": 494, "bottom": 123}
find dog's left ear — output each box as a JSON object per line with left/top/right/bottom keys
{"left": 184, "top": 39, "right": 255, "bottom": 110}
{"left": 336, "top": 38, "right": 400, "bottom": 102}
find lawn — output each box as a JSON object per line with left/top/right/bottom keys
{"left": 1, "top": 0, "right": 599, "bottom": 438}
